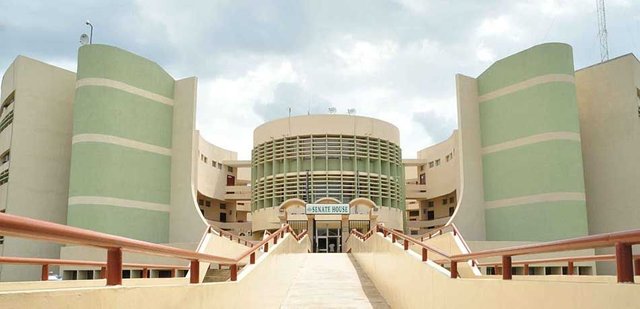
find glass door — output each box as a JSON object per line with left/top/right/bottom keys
{"left": 316, "top": 227, "right": 328, "bottom": 253}
{"left": 314, "top": 220, "right": 342, "bottom": 253}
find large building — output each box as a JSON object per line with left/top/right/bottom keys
{"left": 249, "top": 115, "right": 405, "bottom": 252}
{"left": 0, "top": 42, "right": 638, "bottom": 281}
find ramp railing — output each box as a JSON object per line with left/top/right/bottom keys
{"left": 0, "top": 256, "right": 189, "bottom": 280}
{"left": 450, "top": 230, "right": 640, "bottom": 283}
{"left": 476, "top": 254, "right": 640, "bottom": 276}
{"left": 349, "top": 224, "right": 640, "bottom": 283}
{"left": 221, "top": 225, "right": 308, "bottom": 281}
{"left": 0, "top": 213, "right": 307, "bottom": 286}
{"left": 208, "top": 225, "right": 257, "bottom": 247}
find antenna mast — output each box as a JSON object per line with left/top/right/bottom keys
{"left": 597, "top": 0, "right": 609, "bottom": 62}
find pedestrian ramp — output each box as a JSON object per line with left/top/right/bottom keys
{"left": 281, "top": 253, "right": 390, "bottom": 308}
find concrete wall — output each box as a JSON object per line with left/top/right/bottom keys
{"left": 575, "top": 54, "right": 640, "bottom": 274}
{"left": 169, "top": 77, "right": 209, "bottom": 244}
{"left": 575, "top": 54, "right": 640, "bottom": 235}
{"left": 347, "top": 232, "right": 640, "bottom": 309}
{"left": 452, "top": 74, "right": 487, "bottom": 240}
{"left": 0, "top": 56, "right": 75, "bottom": 281}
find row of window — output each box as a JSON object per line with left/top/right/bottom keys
{"left": 419, "top": 149, "right": 455, "bottom": 171}
{"left": 424, "top": 196, "right": 455, "bottom": 208}
{"left": 407, "top": 206, "right": 455, "bottom": 220}
{"left": 199, "top": 153, "right": 234, "bottom": 173}
{"left": 197, "top": 198, "right": 227, "bottom": 209}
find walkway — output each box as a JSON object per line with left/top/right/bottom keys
{"left": 281, "top": 253, "right": 390, "bottom": 308}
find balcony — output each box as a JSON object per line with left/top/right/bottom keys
{"left": 405, "top": 183, "right": 428, "bottom": 199}
{"left": 224, "top": 185, "right": 251, "bottom": 200}
{"left": 207, "top": 220, "right": 252, "bottom": 232}
{"left": 406, "top": 216, "right": 451, "bottom": 229}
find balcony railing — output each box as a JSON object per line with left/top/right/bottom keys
{"left": 224, "top": 185, "right": 251, "bottom": 200}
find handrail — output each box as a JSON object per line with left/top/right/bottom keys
{"left": 0, "top": 213, "right": 312, "bottom": 285}
{"left": 476, "top": 254, "right": 640, "bottom": 277}
{"left": 222, "top": 224, "right": 309, "bottom": 281}
{"left": 418, "top": 223, "right": 473, "bottom": 254}
{"left": 347, "top": 225, "right": 466, "bottom": 277}
{"left": 451, "top": 229, "right": 640, "bottom": 261}
{"left": 0, "top": 213, "right": 236, "bottom": 264}
{"left": 0, "top": 213, "right": 248, "bottom": 285}
{"left": 208, "top": 225, "right": 257, "bottom": 247}
{"left": 0, "top": 256, "right": 190, "bottom": 281}
{"left": 377, "top": 225, "right": 452, "bottom": 260}
{"left": 418, "top": 224, "right": 455, "bottom": 240}
{"left": 450, "top": 228, "right": 640, "bottom": 283}
{"left": 351, "top": 224, "right": 640, "bottom": 283}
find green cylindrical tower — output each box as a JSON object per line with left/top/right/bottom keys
{"left": 67, "top": 45, "right": 175, "bottom": 242}
{"left": 477, "top": 43, "right": 588, "bottom": 241}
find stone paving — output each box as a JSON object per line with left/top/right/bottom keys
{"left": 281, "top": 253, "right": 390, "bottom": 308}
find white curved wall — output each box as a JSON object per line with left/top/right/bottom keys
{"left": 253, "top": 114, "right": 400, "bottom": 146}
{"left": 196, "top": 132, "right": 237, "bottom": 200}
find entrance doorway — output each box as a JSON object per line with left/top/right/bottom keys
{"left": 314, "top": 220, "right": 342, "bottom": 253}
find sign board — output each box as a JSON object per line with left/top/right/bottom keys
{"left": 305, "top": 204, "right": 350, "bottom": 215}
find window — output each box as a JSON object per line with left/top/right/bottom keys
{"left": 449, "top": 207, "right": 455, "bottom": 216}
{"left": 442, "top": 198, "right": 448, "bottom": 205}
{"left": 410, "top": 230, "right": 418, "bottom": 235}
{"left": 1, "top": 151, "right": 9, "bottom": 164}
{"left": 218, "top": 164, "right": 222, "bottom": 170}
{"left": 428, "top": 201, "right": 434, "bottom": 208}
{"left": 0, "top": 210, "right": 3, "bottom": 244}
{"left": 435, "top": 159, "right": 441, "bottom": 166}
{"left": 427, "top": 211, "right": 434, "bottom": 220}
{"left": 449, "top": 197, "right": 455, "bottom": 204}
{"left": 428, "top": 161, "right": 434, "bottom": 168}
{"left": 228, "top": 166, "right": 233, "bottom": 173}
{"left": 198, "top": 199, "right": 204, "bottom": 206}
{"left": 220, "top": 203, "right": 226, "bottom": 210}
{"left": 409, "top": 210, "right": 419, "bottom": 217}
{"left": 212, "top": 160, "right": 216, "bottom": 167}
{"left": 637, "top": 88, "right": 640, "bottom": 117}
{"left": 205, "top": 200, "right": 211, "bottom": 207}
{"left": 419, "top": 173, "right": 426, "bottom": 185}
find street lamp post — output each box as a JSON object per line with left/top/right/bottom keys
{"left": 85, "top": 20, "right": 94, "bottom": 44}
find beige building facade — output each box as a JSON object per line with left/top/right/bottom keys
{"left": 1, "top": 42, "right": 639, "bottom": 281}
{"left": 0, "top": 57, "right": 76, "bottom": 282}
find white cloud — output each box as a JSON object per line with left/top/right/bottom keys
{"left": 196, "top": 59, "right": 301, "bottom": 158}
{"left": 3, "top": 0, "right": 640, "bottom": 159}
{"left": 333, "top": 38, "right": 399, "bottom": 75}
{"left": 476, "top": 42, "right": 496, "bottom": 63}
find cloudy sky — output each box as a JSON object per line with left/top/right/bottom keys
{"left": 1, "top": 0, "right": 639, "bottom": 159}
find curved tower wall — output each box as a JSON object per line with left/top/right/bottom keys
{"left": 67, "top": 45, "right": 175, "bottom": 243}
{"left": 476, "top": 43, "right": 588, "bottom": 241}
{"left": 251, "top": 115, "right": 405, "bottom": 214}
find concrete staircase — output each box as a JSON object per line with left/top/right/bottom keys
{"left": 280, "top": 253, "right": 390, "bottom": 308}
{"left": 202, "top": 268, "right": 232, "bottom": 282}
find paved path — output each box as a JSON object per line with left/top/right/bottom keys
{"left": 281, "top": 253, "right": 390, "bottom": 308}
